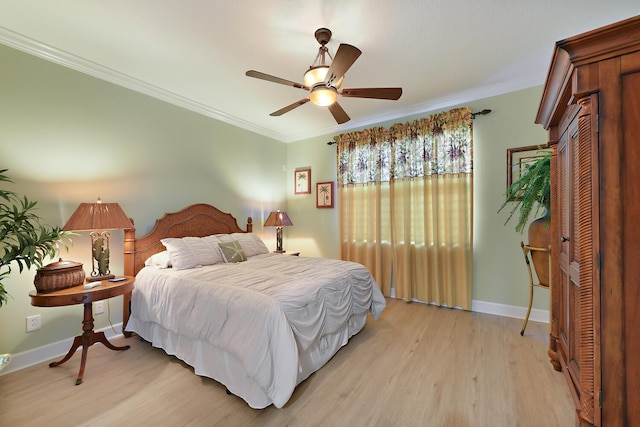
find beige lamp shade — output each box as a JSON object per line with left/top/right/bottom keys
{"left": 62, "top": 199, "right": 134, "bottom": 232}
{"left": 264, "top": 211, "right": 293, "bottom": 227}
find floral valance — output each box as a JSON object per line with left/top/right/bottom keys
{"left": 335, "top": 107, "right": 473, "bottom": 185}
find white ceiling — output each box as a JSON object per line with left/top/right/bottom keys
{"left": 0, "top": 1, "right": 638, "bottom": 142}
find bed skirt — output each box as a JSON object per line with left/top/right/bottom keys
{"left": 126, "top": 312, "right": 368, "bottom": 409}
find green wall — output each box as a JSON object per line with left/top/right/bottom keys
{"left": 0, "top": 42, "right": 550, "bottom": 361}
{"left": 470, "top": 88, "right": 550, "bottom": 307}
{"left": 0, "top": 44, "right": 287, "bottom": 355}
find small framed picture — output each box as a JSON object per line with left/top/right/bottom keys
{"left": 316, "top": 181, "right": 334, "bottom": 208}
{"left": 507, "top": 145, "right": 552, "bottom": 190}
{"left": 294, "top": 168, "right": 311, "bottom": 194}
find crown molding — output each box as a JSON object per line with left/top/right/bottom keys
{"left": 0, "top": 26, "right": 287, "bottom": 142}
{"left": 1, "top": 25, "right": 544, "bottom": 144}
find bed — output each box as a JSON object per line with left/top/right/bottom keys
{"left": 122, "top": 204, "right": 386, "bottom": 409}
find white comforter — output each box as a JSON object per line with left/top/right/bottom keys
{"left": 126, "top": 253, "right": 386, "bottom": 408}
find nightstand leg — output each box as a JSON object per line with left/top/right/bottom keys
{"left": 93, "top": 331, "right": 130, "bottom": 351}
{"left": 49, "top": 302, "right": 130, "bottom": 385}
{"left": 76, "top": 335, "right": 89, "bottom": 385}
{"left": 49, "top": 336, "right": 83, "bottom": 368}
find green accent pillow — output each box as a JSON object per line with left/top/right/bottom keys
{"left": 218, "top": 240, "right": 247, "bottom": 263}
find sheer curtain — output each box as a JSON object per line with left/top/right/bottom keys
{"left": 335, "top": 107, "right": 473, "bottom": 309}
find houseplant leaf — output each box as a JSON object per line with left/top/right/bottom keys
{"left": 0, "top": 169, "right": 72, "bottom": 307}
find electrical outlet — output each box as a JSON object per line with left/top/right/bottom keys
{"left": 94, "top": 301, "right": 104, "bottom": 315}
{"left": 26, "top": 315, "right": 41, "bottom": 332}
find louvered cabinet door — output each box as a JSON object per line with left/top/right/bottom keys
{"left": 554, "top": 96, "right": 599, "bottom": 426}
{"left": 555, "top": 118, "right": 569, "bottom": 365}
{"left": 574, "top": 96, "right": 598, "bottom": 425}
{"left": 556, "top": 113, "right": 582, "bottom": 402}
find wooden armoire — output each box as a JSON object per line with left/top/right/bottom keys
{"left": 536, "top": 16, "right": 640, "bottom": 427}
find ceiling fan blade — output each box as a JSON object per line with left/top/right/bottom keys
{"left": 328, "top": 102, "right": 350, "bottom": 124}
{"left": 246, "top": 70, "right": 309, "bottom": 90}
{"left": 325, "top": 44, "right": 362, "bottom": 87}
{"left": 270, "top": 98, "right": 310, "bottom": 116}
{"left": 341, "top": 87, "right": 403, "bottom": 100}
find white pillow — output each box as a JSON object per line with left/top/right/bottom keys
{"left": 217, "top": 233, "right": 269, "bottom": 257}
{"left": 144, "top": 251, "right": 172, "bottom": 269}
{"left": 161, "top": 235, "right": 224, "bottom": 270}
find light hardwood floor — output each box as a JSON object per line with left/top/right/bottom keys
{"left": 0, "top": 299, "right": 574, "bottom": 427}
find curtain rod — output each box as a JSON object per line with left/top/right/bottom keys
{"left": 471, "top": 109, "right": 492, "bottom": 118}
{"left": 326, "top": 109, "right": 491, "bottom": 145}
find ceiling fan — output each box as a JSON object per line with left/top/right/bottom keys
{"left": 246, "top": 28, "right": 402, "bottom": 125}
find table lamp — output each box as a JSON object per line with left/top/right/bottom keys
{"left": 264, "top": 210, "right": 293, "bottom": 253}
{"left": 62, "top": 198, "right": 134, "bottom": 282}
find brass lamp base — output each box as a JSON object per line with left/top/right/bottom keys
{"left": 86, "top": 274, "right": 114, "bottom": 282}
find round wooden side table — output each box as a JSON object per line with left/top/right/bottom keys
{"left": 29, "top": 276, "right": 134, "bottom": 385}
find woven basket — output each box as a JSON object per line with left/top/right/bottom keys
{"left": 34, "top": 259, "right": 85, "bottom": 293}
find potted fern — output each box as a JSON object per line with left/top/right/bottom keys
{"left": 498, "top": 151, "right": 551, "bottom": 286}
{"left": 499, "top": 152, "right": 551, "bottom": 232}
{"left": 0, "top": 169, "right": 71, "bottom": 307}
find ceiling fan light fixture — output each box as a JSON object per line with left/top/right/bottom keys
{"left": 304, "top": 66, "right": 327, "bottom": 86}
{"left": 310, "top": 85, "right": 338, "bottom": 106}
{"left": 304, "top": 66, "right": 343, "bottom": 88}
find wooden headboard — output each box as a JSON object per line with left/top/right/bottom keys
{"left": 123, "top": 203, "right": 252, "bottom": 277}
{"left": 122, "top": 203, "right": 252, "bottom": 333}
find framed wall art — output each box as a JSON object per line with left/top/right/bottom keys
{"left": 294, "top": 168, "right": 311, "bottom": 194}
{"left": 506, "top": 145, "right": 552, "bottom": 189}
{"left": 316, "top": 181, "right": 334, "bottom": 208}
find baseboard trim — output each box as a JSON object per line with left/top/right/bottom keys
{"left": 472, "top": 300, "right": 549, "bottom": 324}
{"left": 0, "top": 323, "right": 124, "bottom": 376}
{"left": 2, "top": 300, "right": 547, "bottom": 376}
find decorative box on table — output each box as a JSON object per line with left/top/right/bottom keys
{"left": 33, "top": 258, "right": 85, "bottom": 292}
